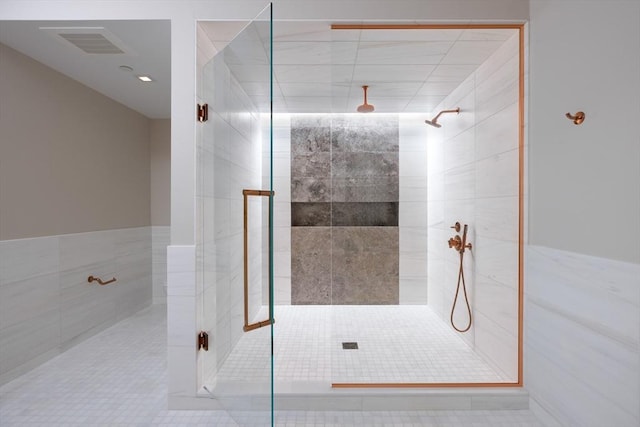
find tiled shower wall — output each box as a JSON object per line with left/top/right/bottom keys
{"left": 426, "top": 33, "right": 520, "bottom": 380}
{"left": 290, "top": 115, "right": 400, "bottom": 305}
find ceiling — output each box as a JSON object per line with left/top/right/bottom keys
{"left": 201, "top": 21, "right": 517, "bottom": 114}
{"left": 0, "top": 20, "right": 171, "bottom": 119}
{"left": 0, "top": 20, "right": 515, "bottom": 118}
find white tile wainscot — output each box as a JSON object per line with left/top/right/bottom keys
{"left": 152, "top": 226, "right": 170, "bottom": 304}
{"left": 0, "top": 227, "right": 152, "bottom": 386}
{"left": 525, "top": 245, "right": 640, "bottom": 427}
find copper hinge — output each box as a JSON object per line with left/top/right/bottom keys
{"left": 197, "top": 103, "right": 208, "bottom": 122}
{"left": 198, "top": 331, "right": 209, "bottom": 351}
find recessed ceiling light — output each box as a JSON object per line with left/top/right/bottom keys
{"left": 137, "top": 75, "right": 153, "bottom": 82}
{"left": 119, "top": 65, "right": 133, "bottom": 72}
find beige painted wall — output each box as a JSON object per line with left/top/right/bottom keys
{"left": 150, "top": 119, "right": 171, "bottom": 226}
{"left": 0, "top": 42, "right": 151, "bottom": 240}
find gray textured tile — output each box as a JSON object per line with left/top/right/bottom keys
{"left": 291, "top": 178, "right": 331, "bottom": 202}
{"left": 291, "top": 227, "right": 331, "bottom": 305}
{"left": 332, "top": 152, "right": 399, "bottom": 178}
{"left": 291, "top": 114, "right": 331, "bottom": 129}
{"left": 291, "top": 153, "right": 331, "bottom": 178}
{"left": 291, "top": 203, "right": 331, "bottom": 226}
{"left": 332, "top": 176, "right": 399, "bottom": 202}
{"left": 332, "top": 202, "right": 399, "bottom": 226}
{"left": 332, "top": 227, "right": 399, "bottom": 304}
{"left": 332, "top": 126, "right": 399, "bottom": 152}
{"left": 291, "top": 127, "right": 331, "bottom": 154}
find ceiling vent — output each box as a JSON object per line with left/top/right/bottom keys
{"left": 39, "top": 27, "right": 137, "bottom": 55}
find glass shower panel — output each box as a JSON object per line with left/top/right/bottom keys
{"left": 197, "top": 4, "right": 274, "bottom": 425}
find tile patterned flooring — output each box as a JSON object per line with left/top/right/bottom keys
{"left": 216, "top": 305, "right": 505, "bottom": 388}
{"left": 0, "top": 305, "right": 544, "bottom": 426}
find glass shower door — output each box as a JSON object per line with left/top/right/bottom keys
{"left": 198, "top": 4, "right": 274, "bottom": 425}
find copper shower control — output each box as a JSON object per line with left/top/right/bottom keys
{"left": 450, "top": 222, "right": 461, "bottom": 232}
{"left": 448, "top": 235, "right": 462, "bottom": 250}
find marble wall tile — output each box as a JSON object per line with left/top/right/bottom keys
{"left": 332, "top": 176, "right": 399, "bottom": 202}
{"left": 444, "top": 163, "right": 475, "bottom": 201}
{"left": 399, "top": 201, "right": 428, "bottom": 228}
{"left": 427, "top": 33, "right": 520, "bottom": 378}
{"left": 332, "top": 227, "right": 399, "bottom": 305}
{"left": 0, "top": 236, "right": 59, "bottom": 283}
{"left": 332, "top": 202, "right": 398, "bottom": 227}
{"left": 291, "top": 202, "right": 331, "bottom": 226}
{"left": 399, "top": 151, "right": 428, "bottom": 178}
{"left": 475, "top": 149, "right": 519, "bottom": 198}
{"left": 291, "top": 152, "right": 331, "bottom": 178}
{"left": 291, "top": 177, "right": 331, "bottom": 202}
{"left": 0, "top": 272, "right": 59, "bottom": 330}
{"left": 331, "top": 126, "right": 399, "bottom": 152}
{"left": 291, "top": 127, "right": 331, "bottom": 154}
{"left": 525, "top": 245, "right": 640, "bottom": 426}
{"left": 291, "top": 227, "right": 331, "bottom": 305}
{"left": 152, "top": 226, "right": 170, "bottom": 304}
{"left": 475, "top": 101, "right": 519, "bottom": 161}
{"left": 0, "top": 228, "right": 153, "bottom": 385}
{"left": 475, "top": 196, "right": 518, "bottom": 242}
{"left": 332, "top": 152, "right": 399, "bottom": 178}
{"left": 0, "top": 309, "right": 60, "bottom": 378}
{"left": 398, "top": 176, "right": 427, "bottom": 202}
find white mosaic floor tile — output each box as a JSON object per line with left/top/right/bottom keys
{"left": 0, "top": 305, "right": 544, "bottom": 426}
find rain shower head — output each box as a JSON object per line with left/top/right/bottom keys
{"left": 356, "top": 85, "right": 375, "bottom": 113}
{"left": 425, "top": 107, "right": 460, "bottom": 128}
{"left": 424, "top": 119, "right": 441, "bottom": 128}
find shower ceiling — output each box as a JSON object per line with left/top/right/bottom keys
{"left": 0, "top": 19, "right": 515, "bottom": 118}
{"left": 201, "top": 21, "right": 516, "bottom": 113}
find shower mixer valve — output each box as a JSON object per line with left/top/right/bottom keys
{"left": 448, "top": 223, "right": 472, "bottom": 254}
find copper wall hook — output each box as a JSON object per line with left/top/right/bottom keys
{"left": 566, "top": 111, "right": 585, "bottom": 125}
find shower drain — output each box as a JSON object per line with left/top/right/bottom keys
{"left": 342, "top": 342, "right": 358, "bottom": 350}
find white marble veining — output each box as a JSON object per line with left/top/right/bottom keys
{"left": 152, "top": 225, "right": 170, "bottom": 304}
{"left": 0, "top": 227, "right": 152, "bottom": 386}
{"left": 525, "top": 244, "right": 640, "bottom": 427}
{"left": 427, "top": 33, "right": 521, "bottom": 383}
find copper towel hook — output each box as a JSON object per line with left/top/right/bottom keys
{"left": 88, "top": 275, "right": 117, "bottom": 285}
{"left": 566, "top": 111, "right": 585, "bottom": 125}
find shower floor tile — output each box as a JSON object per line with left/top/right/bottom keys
{"left": 212, "top": 305, "right": 507, "bottom": 389}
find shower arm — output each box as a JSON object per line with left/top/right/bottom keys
{"left": 431, "top": 108, "right": 460, "bottom": 124}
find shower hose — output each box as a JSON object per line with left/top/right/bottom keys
{"left": 450, "top": 250, "right": 472, "bottom": 333}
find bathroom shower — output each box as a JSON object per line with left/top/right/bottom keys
{"left": 425, "top": 107, "right": 460, "bottom": 127}
{"left": 448, "top": 222, "right": 473, "bottom": 333}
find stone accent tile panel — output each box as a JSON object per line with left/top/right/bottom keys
{"left": 291, "top": 202, "right": 331, "bottom": 226}
{"left": 332, "top": 125, "right": 399, "bottom": 152}
{"left": 291, "top": 227, "right": 331, "bottom": 305}
{"left": 291, "top": 178, "right": 331, "bottom": 202}
{"left": 291, "top": 115, "right": 331, "bottom": 129}
{"left": 332, "top": 152, "right": 399, "bottom": 178}
{"left": 291, "top": 127, "right": 331, "bottom": 154}
{"left": 332, "top": 202, "right": 399, "bottom": 227}
{"left": 331, "top": 227, "right": 399, "bottom": 304}
{"left": 291, "top": 152, "right": 331, "bottom": 178}
{"left": 332, "top": 176, "right": 399, "bottom": 202}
